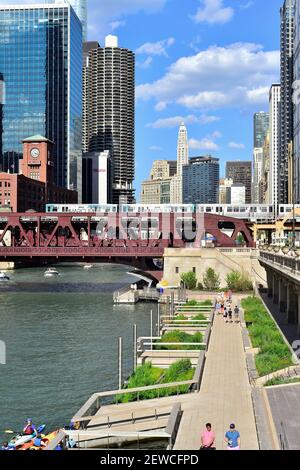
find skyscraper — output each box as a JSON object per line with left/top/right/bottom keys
{"left": 182, "top": 156, "right": 219, "bottom": 204}
{"left": 177, "top": 123, "right": 189, "bottom": 176}
{"left": 0, "top": 4, "right": 82, "bottom": 193}
{"left": 254, "top": 112, "right": 269, "bottom": 148}
{"left": 83, "top": 36, "right": 135, "bottom": 204}
{"left": 268, "top": 84, "right": 281, "bottom": 208}
{"left": 279, "top": 0, "right": 295, "bottom": 204}
{"left": 170, "top": 123, "right": 189, "bottom": 204}
{"left": 252, "top": 148, "right": 264, "bottom": 204}
{"left": 55, "top": 0, "right": 87, "bottom": 41}
{"left": 294, "top": 0, "right": 300, "bottom": 203}
{"left": 226, "top": 161, "right": 252, "bottom": 204}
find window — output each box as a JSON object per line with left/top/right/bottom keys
{"left": 175, "top": 267, "right": 179, "bottom": 274}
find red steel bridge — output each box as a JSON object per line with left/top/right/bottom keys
{"left": 0, "top": 212, "right": 255, "bottom": 279}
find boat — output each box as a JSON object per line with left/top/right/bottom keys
{"left": 19, "top": 430, "right": 58, "bottom": 451}
{"left": 9, "top": 425, "right": 46, "bottom": 449}
{"left": 44, "top": 268, "right": 59, "bottom": 278}
{"left": 0, "top": 271, "right": 10, "bottom": 281}
{"left": 83, "top": 264, "right": 93, "bottom": 270}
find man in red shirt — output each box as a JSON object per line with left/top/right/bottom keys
{"left": 200, "top": 423, "right": 216, "bottom": 450}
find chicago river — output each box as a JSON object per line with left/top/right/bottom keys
{"left": 0, "top": 264, "right": 153, "bottom": 439}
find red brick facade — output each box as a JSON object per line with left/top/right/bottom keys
{"left": 0, "top": 136, "right": 77, "bottom": 212}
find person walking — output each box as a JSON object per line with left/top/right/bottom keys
{"left": 200, "top": 423, "right": 216, "bottom": 450}
{"left": 234, "top": 305, "right": 240, "bottom": 323}
{"left": 225, "top": 424, "right": 241, "bottom": 450}
{"left": 228, "top": 306, "right": 233, "bottom": 323}
{"left": 223, "top": 307, "right": 228, "bottom": 323}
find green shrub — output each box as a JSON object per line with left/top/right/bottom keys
{"left": 241, "top": 296, "right": 293, "bottom": 376}
{"left": 226, "top": 270, "right": 253, "bottom": 292}
{"left": 155, "top": 330, "right": 204, "bottom": 350}
{"left": 184, "top": 299, "right": 212, "bottom": 307}
{"left": 118, "top": 360, "right": 195, "bottom": 403}
{"left": 203, "top": 268, "right": 220, "bottom": 291}
{"left": 181, "top": 272, "right": 197, "bottom": 290}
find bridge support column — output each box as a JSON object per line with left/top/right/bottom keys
{"left": 298, "top": 293, "right": 300, "bottom": 335}
{"left": 273, "top": 276, "right": 279, "bottom": 305}
{"left": 288, "top": 285, "right": 298, "bottom": 324}
{"left": 267, "top": 270, "right": 273, "bottom": 298}
{"left": 279, "top": 280, "right": 287, "bottom": 313}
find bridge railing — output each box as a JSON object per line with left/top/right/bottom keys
{"left": 260, "top": 250, "right": 300, "bottom": 272}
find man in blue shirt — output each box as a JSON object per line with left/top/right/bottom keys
{"left": 225, "top": 424, "right": 241, "bottom": 450}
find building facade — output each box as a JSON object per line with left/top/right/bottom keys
{"left": 268, "top": 84, "right": 281, "bottom": 208}
{"left": 82, "top": 36, "right": 135, "bottom": 204}
{"left": 54, "top": 0, "right": 87, "bottom": 41}
{"left": 0, "top": 4, "right": 82, "bottom": 194}
{"left": 140, "top": 160, "right": 175, "bottom": 205}
{"left": 82, "top": 151, "right": 111, "bottom": 205}
{"left": 0, "top": 135, "right": 77, "bottom": 212}
{"left": 226, "top": 161, "right": 252, "bottom": 204}
{"left": 230, "top": 184, "right": 246, "bottom": 205}
{"left": 254, "top": 112, "right": 269, "bottom": 148}
{"left": 280, "top": 0, "right": 295, "bottom": 204}
{"left": 219, "top": 178, "right": 233, "bottom": 204}
{"left": 182, "top": 156, "right": 219, "bottom": 204}
{"left": 150, "top": 160, "right": 177, "bottom": 180}
{"left": 294, "top": 0, "right": 300, "bottom": 203}
{"left": 252, "top": 148, "right": 264, "bottom": 204}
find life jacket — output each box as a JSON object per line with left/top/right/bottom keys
{"left": 24, "top": 425, "right": 34, "bottom": 435}
{"left": 33, "top": 438, "right": 42, "bottom": 447}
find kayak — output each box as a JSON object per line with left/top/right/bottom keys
{"left": 19, "top": 431, "right": 58, "bottom": 451}
{"left": 9, "top": 425, "right": 46, "bottom": 449}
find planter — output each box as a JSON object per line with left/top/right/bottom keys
{"left": 273, "top": 246, "right": 280, "bottom": 253}
{"left": 282, "top": 247, "right": 290, "bottom": 255}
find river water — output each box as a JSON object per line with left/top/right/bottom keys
{"left": 0, "top": 264, "right": 156, "bottom": 438}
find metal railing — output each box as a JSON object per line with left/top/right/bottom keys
{"left": 260, "top": 250, "right": 300, "bottom": 273}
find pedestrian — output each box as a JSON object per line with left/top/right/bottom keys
{"left": 225, "top": 424, "right": 241, "bottom": 450}
{"left": 228, "top": 307, "right": 233, "bottom": 323}
{"left": 228, "top": 290, "right": 233, "bottom": 301}
{"left": 200, "top": 423, "right": 216, "bottom": 450}
{"left": 223, "top": 307, "right": 228, "bottom": 323}
{"left": 234, "top": 305, "right": 240, "bottom": 323}
{"left": 215, "top": 302, "right": 221, "bottom": 315}
{"left": 220, "top": 303, "right": 224, "bottom": 315}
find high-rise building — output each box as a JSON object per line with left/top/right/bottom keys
{"left": 294, "top": 0, "right": 300, "bottom": 203}
{"left": 230, "top": 184, "right": 246, "bottom": 205}
{"left": 0, "top": 73, "right": 4, "bottom": 170}
{"left": 141, "top": 160, "right": 175, "bottom": 204}
{"left": 226, "top": 161, "right": 252, "bottom": 204}
{"left": 262, "top": 132, "right": 270, "bottom": 203}
{"left": 252, "top": 148, "right": 264, "bottom": 204}
{"left": 150, "top": 160, "right": 177, "bottom": 180}
{"left": 280, "top": 0, "right": 295, "bottom": 204}
{"left": 170, "top": 123, "right": 189, "bottom": 204}
{"left": 268, "top": 84, "right": 281, "bottom": 207}
{"left": 54, "top": 0, "right": 87, "bottom": 41}
{"left": 182, "top": 156, "right": 219, "bottom": 204}
{"left": 82, "top": 36, "right": 135, "bottom": 204}
{"left": 0, "top": 4, "right": 82, "bottom": 194}
{"left": 219, "top": 178, "right": 233, "bottom": 204}
{"left": 254, "top": 112, "right": 269, "bottom": 148}
{"left": 82, "top": 151, "right": 111, "bottom": 204}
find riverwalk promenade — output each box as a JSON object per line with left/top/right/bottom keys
{"left": 174, "top": 311, "right": 259, "bottom": 450}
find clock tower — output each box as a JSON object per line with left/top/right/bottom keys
{"left": 20, "top": 135, "right": 54, "bottom": 185}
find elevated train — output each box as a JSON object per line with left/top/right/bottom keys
{"left": 45, "top": 203, "right": 300, "bottom": 222}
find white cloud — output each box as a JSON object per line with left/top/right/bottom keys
{"left": 137, "top": 57, "right": 153, "bottom": 69}
{"left": 110, "top": 20, "right": 126, "bottom": 31}
{"left": 193, "top": 0, "right": 234, "bottom": 25}
{"left": 155, "top": 102, "right": 168, "bottom": 111}
{"left": 240, "top": 1, "right": 254, "bottom": 9}
{"left": 136, "top": 38, "right": 175, "bottom": 57}
{"left": 189, "top": 138, "right": 219, "bottom": 151}
{"left": 136, "top": 43, "right": 279, "bottom": 111}
{"left": 149, "top": 145, "right": 163, "bottom": 151}
{"left": 211, "top": 130, "right": 222, "bottom": 139}
{"left": 147, "top": 114, "right": 219, "bottom": 128}
{"left": 228, "top": 142, "right": 246, "bottom": 149}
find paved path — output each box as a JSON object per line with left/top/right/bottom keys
{"left": 174, "top": 311, "right": 259, "bottom": 450}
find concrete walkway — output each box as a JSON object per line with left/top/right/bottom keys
{"left": 174, "top": 312, "right": 259, "bottom": 450}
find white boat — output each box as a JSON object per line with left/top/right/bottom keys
{"left": 44, "top": 268, "right": 59, "bottom": 278}
{"left": 83, "top": 264, "right": 93, "bottom": 270}
{"left": 0, "top": 271, "right": 10, "bottom": 281}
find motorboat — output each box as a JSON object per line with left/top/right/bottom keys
{"left": 83, "top": 264, "right": 93, "bottom": 270}
{"left": 44, "top": 268, "right": 60, "bottom": 278}
{"left": 0, "top": 271, "right": 10, "bottom": 281}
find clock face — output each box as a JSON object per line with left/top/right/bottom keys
{"left": 30, "top": 148, "right": 40, "bottom": 159}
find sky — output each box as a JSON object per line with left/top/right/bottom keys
{"left": 0, "top": 0, "right": 283, "bottom": 200}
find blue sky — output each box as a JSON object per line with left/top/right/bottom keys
{"left": 86, "top": 0, "right": 282, "bottom": 199}
{"left": 0, "top": 0, "right": 283, "bottom": 199}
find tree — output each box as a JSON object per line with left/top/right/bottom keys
{"left": 226, "top": 270, "right": 253, "bottom": 292}
{"left": 203, "top": 268, "right": 220, "bottom": 291}
{"left": 180, "top": 271, "right": 197, "bottom": 290}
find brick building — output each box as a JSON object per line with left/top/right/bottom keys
{"left": 0, "top": 136, "right": 77, "bottom": 212}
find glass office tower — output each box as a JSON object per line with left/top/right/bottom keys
{"left": 55, "top": 0, "right": 87, "bottom": 41}
{"left": 0, "top": 4, "right": 82, "bottom": 192}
